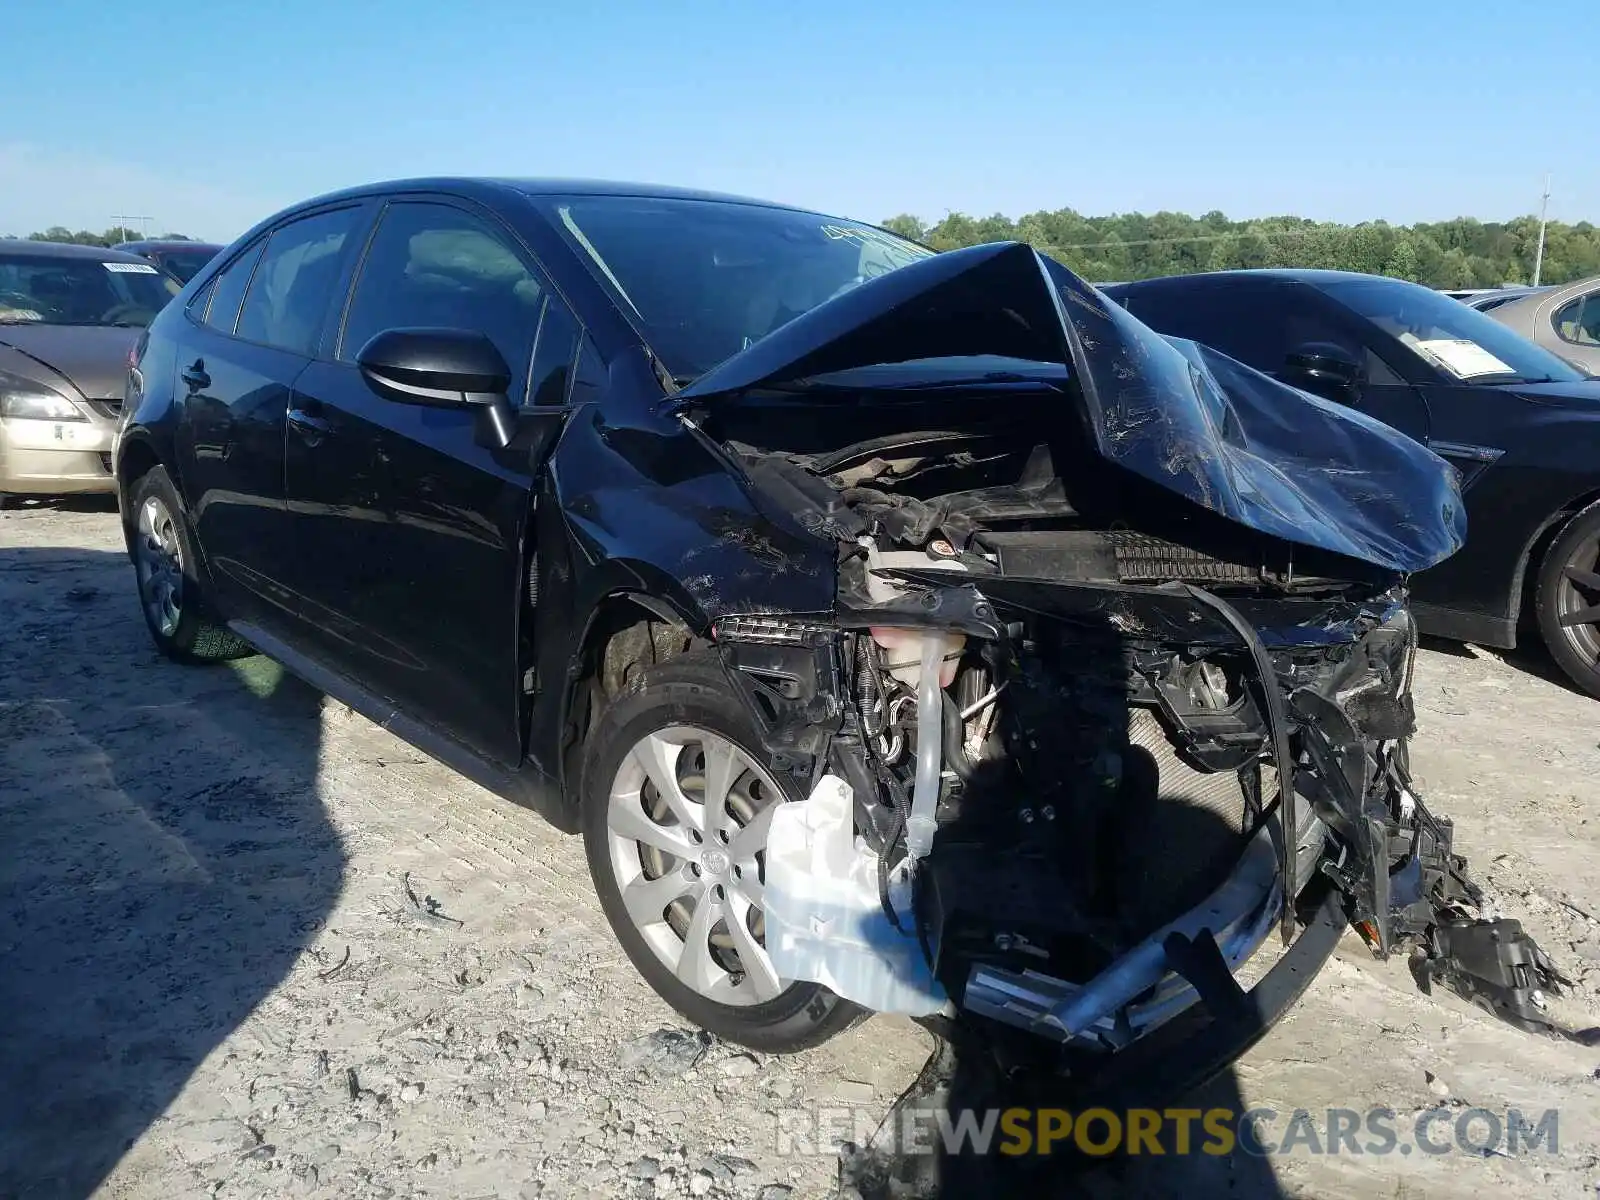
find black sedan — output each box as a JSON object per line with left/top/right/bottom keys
{"left": 1104, "top": 269, "right": 1600, "bottom": 698}
{"left": 115, "top": 239, "right": 223, "bottom": 284}
{"left": 114, "top": 184, "right": 1559, "bottom": 1093}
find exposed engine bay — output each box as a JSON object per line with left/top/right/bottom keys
{"left": 705, "top": 413, "right": 1570, "bottom": 1082}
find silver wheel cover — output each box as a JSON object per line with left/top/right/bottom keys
{"left": 606, "top": 726, "right": 789, "bottom": 1007}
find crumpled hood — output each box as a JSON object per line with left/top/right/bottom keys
{"left": 0, "top": 324, "right": 139, "bottom": 401}
{"left": 676, "top": 242, "right": 1466, "bottom": 574}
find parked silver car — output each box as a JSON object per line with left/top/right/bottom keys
{"left": 0, "top": 240, "right": 178, "bottom": 506}
{"left": 1484, "top": 274, "right": 1600, "bottom": 375}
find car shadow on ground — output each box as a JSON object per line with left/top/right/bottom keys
{"left": 829, "top": 635, "right": 1294, "bottom": 1199}
{"left": 0, "top": 545, "right": 342, "bottom": 1198}
{"left": 1419, "top": 632, "right": 1593, "bottom": 699}
{"left": 1, "top": 493, "right": 121, "bottom": 515}
{"left": 838, "top": 1039, "right": 1286, "bottom": 1199}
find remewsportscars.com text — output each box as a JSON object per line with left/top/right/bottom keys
{"left": 773, "top": 1104, "right": 1561, "bottom": 1159}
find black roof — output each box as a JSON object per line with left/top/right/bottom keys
{"left": 284, "top": 176, "right": 819, "bottom": 216}
{"left": 0, "top": 239, "right": 154, "bottom": 262}
{"left": 118, "top": 239, "right": 224, "bottom": 254}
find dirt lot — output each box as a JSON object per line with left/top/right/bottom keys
{"left": 2, "top": 499, "right": 1597, "bottom": 1200}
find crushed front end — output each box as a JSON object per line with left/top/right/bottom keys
{"left": 679, "top": 240, "right": 1566, "bottom": 1093}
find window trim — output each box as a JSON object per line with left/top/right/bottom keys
{"left": 191, "top": 236, "right": 269, "bottom": 336}
{"left": 199, "top": 202, "right": 366, "bottom": 355}
{"left": 185, "top": 236, "right": 263, "bottom": 329}
{"left": 1553, "top": 290, "right": 1599, "bottom": 349}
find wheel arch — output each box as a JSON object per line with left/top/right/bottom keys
{"left": 552, "top": 583, "right": 714, "bottom": 824}
{"left": 1512, "top": 484, "right": 1600, "bottom": 636}
{"left": 113, "top": 433, "right": 163, "bottom": 551}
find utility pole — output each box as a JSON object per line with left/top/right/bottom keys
{"left": 110, "top": 214, "right": 152, "bottom": 244}
{"left": 1532, "top": 175, "right": 1551, "bottom": 286}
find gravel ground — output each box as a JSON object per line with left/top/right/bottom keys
{"left": 2, "top": 498, "right": 1597, "bottom": 1200}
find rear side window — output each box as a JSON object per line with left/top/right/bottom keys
{"left": 202, "top": 240, "right": 266, "bottom": 335}
{"left": 1555, "top": 292, "right": 1600, "bottom": 347}
{"left": 340, "top": 202, "right": 547, "bottom": 400}
{"left": 237, "top": 208, "right": 360, "bottom": 355}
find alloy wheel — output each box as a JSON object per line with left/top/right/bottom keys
{"left": 605, "top": 726, "right": 787, "bottom": 1007}
{"left": 135, "top": 495, "right": 184, "bottom": 638}
{"left": 1555, "top": 531, "right": 1600, "bottom": 672}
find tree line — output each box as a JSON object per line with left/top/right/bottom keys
{"left": 879, "top": 210, "right": 1600, "bottom": 289}
{"left": 7, "top": 226, "right": 200, "bottom": 247}
{"left": 15, "top": 212, "right": 1600, "bottom": 290}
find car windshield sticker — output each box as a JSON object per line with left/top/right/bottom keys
{"left": 1407, "top": 336, "right": 1514, "bottom": 380}
{"left": 103, "top": 261, "right": 160, "bottom": 274}
{"left": 0, "top": 307, "right": 44, "bottom": 321}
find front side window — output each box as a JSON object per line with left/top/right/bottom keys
{"left": 0, "top": 253, "right": 178, "bottom": 328}
{"left": 237, "top": 208, "right": 360, "bottom": 355}
{"left": 340, "top": 202, "right": 546, "bottom": 399}
{"left": 1323, "top": 276, "right": 1586, "bottom": 385}
{"left": 1554, "top": 291, "right": 1600, "bottom": 347}
{"left": 539, "top": 195, "right": 932, "bottom": 381}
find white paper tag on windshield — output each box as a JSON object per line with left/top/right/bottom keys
{"left": 1412, "top": 337, "right": 1512, "bottom": 379}
{"left": 103, "top": 261, "right": 159, "bottom": 274}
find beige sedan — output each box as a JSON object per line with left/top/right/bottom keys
{"left": 0, "top": 239, "right": 178, "bottom": 507}
{"left": 1485, "top": 273, "right": 1600, "bottom": 376}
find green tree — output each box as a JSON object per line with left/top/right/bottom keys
{"left": 869, "top": 206, "right": 1600, "bottom": 286}
{"left": 880, "top": 214, "right": 926, "bottom": 242}
{"left": 1382, "top": 239, "right": 1420, "bottom": 282}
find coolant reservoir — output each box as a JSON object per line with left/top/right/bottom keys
{"left": 862, "top": 541, "right": 967, "bottom": 687}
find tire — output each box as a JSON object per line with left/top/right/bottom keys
{"left": 1535, "top": 499, "right": 1600, "bottom": 700}
{"left": 128, "top": 466, "right": 254, "bottom": 664}
{"left": 580, "top": 653, "right": 866, "bottom": 1053}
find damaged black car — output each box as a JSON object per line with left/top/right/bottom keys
{"left": 115, "top": 180, "right": 1565, "bottom": 1099}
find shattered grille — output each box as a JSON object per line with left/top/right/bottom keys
{"left": 1121, "top": 707, "right": 1249, "bottom": 931}
{"left": 1109, "top": 531, "right": 1260, "bottom": 584}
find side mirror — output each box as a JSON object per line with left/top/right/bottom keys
{"left": 356, "top": 327, "right": 517, "bottom": 446}
{"left": 1282, "top": 342, "right": 1365, "bottom": 404}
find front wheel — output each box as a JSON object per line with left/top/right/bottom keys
{"left": 1535, "top": 499, "right": 1600, "bottom": 700}
{"left": 580, "top": 654, "right": 865, "bottom": 1053}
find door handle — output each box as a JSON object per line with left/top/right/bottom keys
{"left": 287, "top": 406, "right": 333, "bottom": 439}
{"left": 181, "top": 361, "right": 210, "bottom": 390}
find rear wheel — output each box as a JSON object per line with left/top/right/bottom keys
{"left": 1535, "top": 500, "right": 1600, "bottom": 699}
{"left": 580, "top": 654, "right": 865, "bottom": 1052}
{"left": 129, "top": 467, "right": 254, "bottom": 664}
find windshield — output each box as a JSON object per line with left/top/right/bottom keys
{"left": 154, "top": 248, "right": 218, "bottom": 284}
{"left": 0, "top": 254, "right": 180, "bottom": 327}
{"left": 541, "top": 195, "right": 933, "bottom": 380}
{"left": 1322, "top": 276, "right": 1585, "bottom": 385}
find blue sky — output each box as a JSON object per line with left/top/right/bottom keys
{"left": 6, "top": 0, "right": 1596, "bottom": 242}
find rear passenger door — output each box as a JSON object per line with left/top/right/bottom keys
{"left": 174, "top": 205, "right": 367, "bottom": 628}
{"left": 284, "top": 196, "right": 583, "bottom": 766}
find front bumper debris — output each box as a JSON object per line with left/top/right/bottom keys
{"left": 963, "top": 823, "right": 1282, "bottom": 1044}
